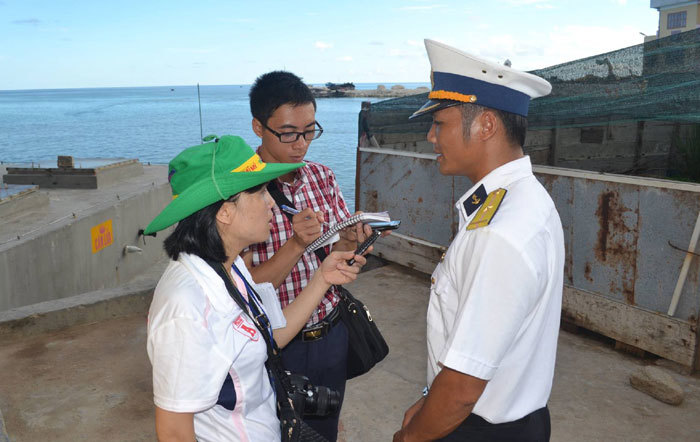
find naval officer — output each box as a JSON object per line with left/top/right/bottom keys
{"left": 393, "top": 39, "right": 565, "bottom": 442}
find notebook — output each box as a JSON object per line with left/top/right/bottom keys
{"left": 306, "top": 211, "right": 391, "bottom": 253}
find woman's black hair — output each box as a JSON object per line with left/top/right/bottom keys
{"left": 163, "top": 183, "right": 267, "bottom": 262}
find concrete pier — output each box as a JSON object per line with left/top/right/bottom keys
{"left": 0, "top": 164, "right": 171, "bottom": 311}
{"left": 0, "top": 263, "right": 699, "bottom": 441}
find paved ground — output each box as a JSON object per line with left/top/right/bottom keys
{"left": 1, "top": 263, "right": 699, "bottom": 441}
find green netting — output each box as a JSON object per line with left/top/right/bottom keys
{"left": 529, "top": 28, "right": 700, "bottom": 129}
{"left": 370, "top": 29, "right": 700, "bottom": 130}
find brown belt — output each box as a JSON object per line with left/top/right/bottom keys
{"left": 294, "top": 306, "right": 342, "bottom": 343}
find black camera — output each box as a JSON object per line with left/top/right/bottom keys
{"left": 287, "top": 373, "right": 341, "bottom": 417}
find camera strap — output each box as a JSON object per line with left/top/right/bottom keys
{"left": 207, "top": 262, "right": 330, "bottom": 441}
{"left": 206, "top": 260, "right": 296, "bottom": 396}
{"left": 207, "top": 260, "right": 277, "bottom": 353}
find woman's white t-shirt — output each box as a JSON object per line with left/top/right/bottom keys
{"left": 147, "top": 253, "right": 280, "bottom": 442}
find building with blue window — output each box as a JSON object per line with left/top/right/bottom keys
{"left": 647, "top": 0, "right": 700, "bottom": 40}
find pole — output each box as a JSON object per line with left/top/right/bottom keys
{"left": 197, "top": 83, "right": 203, "bottom": 142}
{"left": 668, "top": 210, "right": 700, "bottom": 316}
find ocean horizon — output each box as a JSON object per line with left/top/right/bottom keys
{"left": 0, "top": 82, "right": 429, "bottom": 211}
{"left": 0, "top": 82, "right": 430, "bottom": 93}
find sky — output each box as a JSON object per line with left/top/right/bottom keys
{"left": 0, "top": 0, "right": 660, "bottom": 90}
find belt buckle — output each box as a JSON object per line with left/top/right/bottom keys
{"left": 301, "top": 323, "right": 328, "bottom": 342}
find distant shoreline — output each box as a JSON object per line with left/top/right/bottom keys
{"left": 309, "top": 84, "right": 429, "bottom": 98}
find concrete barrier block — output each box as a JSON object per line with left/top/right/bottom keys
{"left": 629, "top": 366, "right": 685, "bottom": 405}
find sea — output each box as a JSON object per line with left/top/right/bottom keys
{"left": 0, "top": 83, "right": 428, "bottom": 211}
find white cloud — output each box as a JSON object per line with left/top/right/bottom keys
{"left": 314, "top": 41, "right": 333, "bottom": 50}
{"left": 336, "top": 56, "right": 353, "bottom": 62}
{"left": 388, "top": 46, "right": 426, "bottom": 59}
{"left": 12, "top": 18, "right": 41, "bottom": 25}
{"left": 615, "top": 0, "right": 628, "bottom": 5}
{"left": 543, "top": 25, "right": 642, "bottom": 63}
{"left": 472, "top": 25, "right": 644, "bottom": 71}
{"left": 405, "top": 40, "right": 422, "bottom": 47}
{"left": 369, "top": 41, "right": 384, "bottom": 46}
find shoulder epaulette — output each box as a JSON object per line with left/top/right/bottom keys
{"left": 467, "top": 188, "right": 507, "bottom": 230}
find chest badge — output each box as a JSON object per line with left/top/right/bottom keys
{"left": 463, "top": 184, "right": 487, "bottom": 216}
{"left": 467, "top": 188, "right": 507, "bottom": 230}
{"left": 233, "top": 314, "right": 259, "bottom": 341}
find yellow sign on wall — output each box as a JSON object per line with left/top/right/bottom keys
{"left": 91, "top": 219, "right": 114, "bottom": 254}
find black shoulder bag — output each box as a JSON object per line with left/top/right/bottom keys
{"left": 266, "top": 182, "right": 389, "bottom": 379}
{"left": 207, "top": 260, "right": 327, "bottom": 442}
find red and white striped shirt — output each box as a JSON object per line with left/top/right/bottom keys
{"left": 247, "top": 160, "right": 351, "bottom": 326}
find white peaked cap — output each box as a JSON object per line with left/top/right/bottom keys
{"left": 410, "top": 39, "right": 552, "bottom": 119}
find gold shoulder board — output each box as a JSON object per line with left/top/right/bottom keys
{"left": 467, "top": 188, "right": 507, "bottom": 231}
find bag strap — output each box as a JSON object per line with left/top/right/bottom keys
{"left": 267, "top": 181, "right": 328, "bottom": 262}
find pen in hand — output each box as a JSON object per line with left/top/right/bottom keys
{"left": 280, "top": 205, "right": 300, "bottom": 215}
{"left": 281, "top": 204, "right": 325, "bottom": 224}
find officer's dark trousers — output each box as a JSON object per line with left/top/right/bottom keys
{"left": 438, "top": 406, "right": 551, "bottom": 442}
{"left": 281, "top": 320, "right": 348, "bottom": 442}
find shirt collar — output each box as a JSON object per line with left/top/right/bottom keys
{"left": 255, "top": 145, "right": 308, "bottom": 188}
{"left": 283, "top": 164, "right": 308, "bottom": 190}
{"left": 455, "top": 156, "right": 533, "bottom": 223}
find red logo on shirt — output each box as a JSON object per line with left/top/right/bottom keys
{"left": 233, "top": 315, "right": 259, "bottom": 341}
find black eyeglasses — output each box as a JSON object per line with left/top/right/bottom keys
{"left": 261, "top": 121, "right": 323, "bottom": 143}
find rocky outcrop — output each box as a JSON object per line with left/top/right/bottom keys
{"left": 310, "top": 85, "right": 429, "bottom": 98}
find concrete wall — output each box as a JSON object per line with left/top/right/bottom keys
{"left": 0, "top": 181, "right": 172, "bottom": 311}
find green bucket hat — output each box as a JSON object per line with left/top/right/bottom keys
{"left": 144, "top": 135, "right": 304, "bottom": 234}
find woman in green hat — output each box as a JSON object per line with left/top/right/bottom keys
{"left": 144, "top": 136, "right": 366, "bottom": 442}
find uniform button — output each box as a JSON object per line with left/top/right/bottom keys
{"left": 431, "top": 277, "right": 436, "bottom": 284}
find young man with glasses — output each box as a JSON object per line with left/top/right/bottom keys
{"left": 241, "top": 70, "right": 368, "bottom": 441}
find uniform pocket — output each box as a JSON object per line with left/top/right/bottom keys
{"left": 430, "top": 265, "right": 451, "bottom": 297}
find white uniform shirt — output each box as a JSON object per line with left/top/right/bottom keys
{"left": 147, "top": 254, "right": 280, "bottom": 442}
{"left": 426, "top": 156, "right": 565, "bottom": 424}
